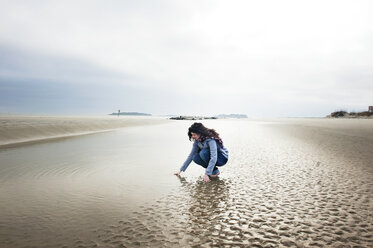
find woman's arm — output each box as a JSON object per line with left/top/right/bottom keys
{"left": 205, "top": 140, "right": 218, "bottom": 175}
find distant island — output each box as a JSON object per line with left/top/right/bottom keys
{"left": 169, "top": 114, "right": 248, "bottom": 120}
{"left": 109, "top": 112, "right": 151, "bottom": 116}
{"left": 170, "top": 116, "right": 217, "bottom": 120}
{"left": 216, "top": 114, "right": 248, "bottom": 119}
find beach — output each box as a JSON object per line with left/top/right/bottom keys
{"left": 0, "top": 117, "right": 372, "bottom": 247}
{"left": 0, "top": 115, "right": 168, "bottom": 148}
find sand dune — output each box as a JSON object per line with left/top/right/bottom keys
{"left": 0, "top": 115, "right": 168, "bottom": 147}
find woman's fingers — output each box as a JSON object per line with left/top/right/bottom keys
{"left": 203, "top": 175, "right": 210, "bottom": 182}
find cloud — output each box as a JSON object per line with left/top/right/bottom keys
{"left": 0, "top": 0, "right": 372, "bottom": 116}
{"left": 0, "top": 46, "right": 128, "bottom": 85}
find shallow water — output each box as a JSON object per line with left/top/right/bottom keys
{"left": 0, "top": 119, "right": 372, "bottom": 247}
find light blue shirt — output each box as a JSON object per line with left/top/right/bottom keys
{"left": 180, "top": 138, "right": 229, "bottom": 175}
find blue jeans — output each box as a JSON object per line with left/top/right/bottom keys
{"left": 193, "top": 149, "right": 228, "bottom": 175}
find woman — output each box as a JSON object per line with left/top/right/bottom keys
{"left": 174, "top": 122, "right": 229, "bottom": 182}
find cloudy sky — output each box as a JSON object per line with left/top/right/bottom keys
{"left": 0, "top": 0, "right": 372, "bottom": 117}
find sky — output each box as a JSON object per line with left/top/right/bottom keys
{"left": 0, "top": 0, "right": 372, "bottom": 117}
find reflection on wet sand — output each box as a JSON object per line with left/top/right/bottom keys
{"left": 95, "top": 119, "right": 373, "bottom": 248}
{"left": 1, "top": 119, "right": 372, "bottom": 247}
{"left": 95, "top": 176, "right": 233, "bottom": 247}
{"left": 178, "top": 176, "right": 231, "bottom": 245}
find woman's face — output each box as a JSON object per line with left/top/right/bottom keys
{"left": 191, "top": 132, "right": 201, "bottom": 140}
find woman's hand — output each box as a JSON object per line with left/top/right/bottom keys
{"left": 203, "top": 174, "right": 211, "bottom": 183}
{"left": 174, "top": 170, "right": 182, "bottom": 176}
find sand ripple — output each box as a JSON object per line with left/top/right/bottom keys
{"left": 1, "top": 119, "right": 372, "bottom": 247}
{"left": 89, "top": 121, "right": 373, "bottom": 248}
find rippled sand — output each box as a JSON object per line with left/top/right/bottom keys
{"left": 0, "top": 118, "right": 372, "bottom": 247}
{"left": 0, "top": 115, "right": 167, "bottom": 147}
{"left": 94, "top": 119, "right": 373, "bottom": 247}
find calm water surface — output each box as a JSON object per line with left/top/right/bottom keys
{"left": 0, "top": 121, "right": 200, "bottom": 247}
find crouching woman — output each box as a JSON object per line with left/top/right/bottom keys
{"left": 174, "top": 122, "right": 229, "bottom": 182}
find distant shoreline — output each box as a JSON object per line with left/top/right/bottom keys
{"left": 327, "top": 110, "right": 373, "bottom": 118}
{"left": 169, "top": 114, "right": 248, "bottom": 120}
{"left": 109, "top": 112, "right": 151, "bottom": 116}
{"left": 0, "top": 116, "right": 168, "bottom": 148}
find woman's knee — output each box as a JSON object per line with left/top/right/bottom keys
{"left": 193, "top": 153, "right": 208, "bottom": 167}
{"left": 199, "top": 149, "right": 210, "bottom": 162}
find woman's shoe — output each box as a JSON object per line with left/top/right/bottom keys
{"left": 210, "top": 169, "right": 220, "bottom": 177}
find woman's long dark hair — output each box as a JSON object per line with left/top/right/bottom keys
{"left": 188, "top": 122, "right": 223, "bottom": 145}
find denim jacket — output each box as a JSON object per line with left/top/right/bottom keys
{"left": 180, "top": 138, "right": 229, "bottom": 175}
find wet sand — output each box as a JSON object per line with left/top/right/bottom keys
{"left": 0, "top": 115, "right": 168, "bottom": 147}
{"left": 0, "top": 118, "right": 372, "bottom": 247}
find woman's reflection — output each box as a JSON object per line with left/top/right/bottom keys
{"left": 176, "top": 175, "right": 231, "bottom": 245}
